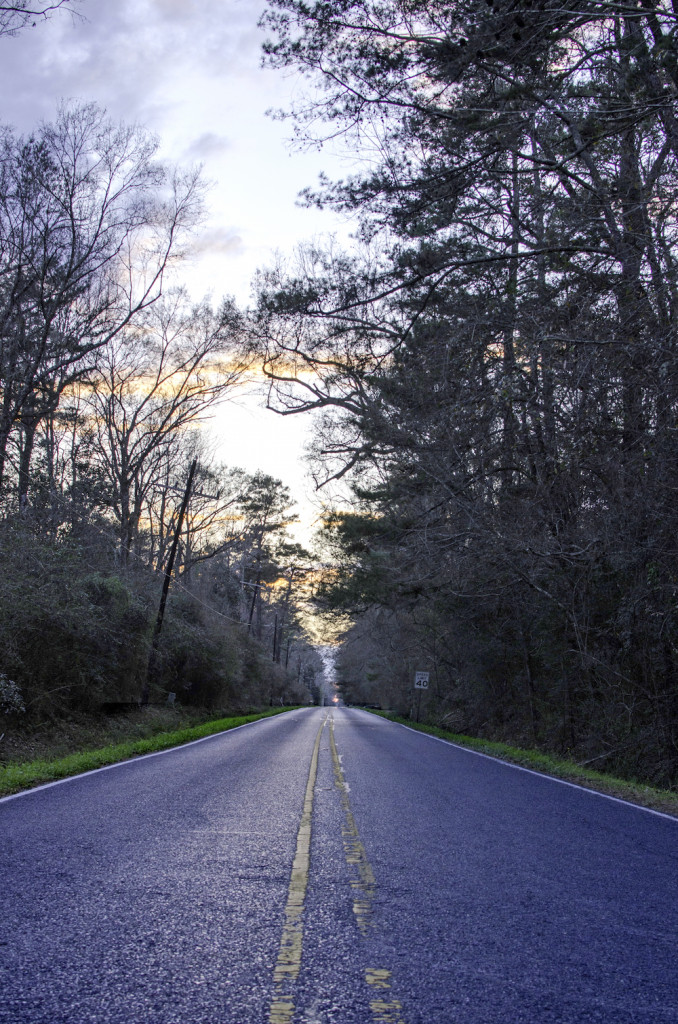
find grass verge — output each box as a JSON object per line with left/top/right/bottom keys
{"left": 369, "top": 712, "right": 678, "bottom": 820}
{"left": 0, "top": 707, "right": 300, "bottom": 798}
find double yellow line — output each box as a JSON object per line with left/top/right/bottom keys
{"left": 268, "top": 712, "right": 327, "bottom": 1024}
{"left": 268, "top": 712, "right": 408, "bottom": 1024}
{"left": 329, "top": 716, "right": 376, "bottom": 935}
{"left": 330, "top": 719, "right": 407, "bottom": 1024}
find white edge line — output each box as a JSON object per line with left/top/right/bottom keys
{"left": 363, "top": 712, "right": 678, "bottom": 824}
{"left": 0, "top": 708, "right": 310, "bottom": 805}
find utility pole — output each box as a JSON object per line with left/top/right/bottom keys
{"left": 142, "top": 458, "right": 198, "bottom": 705}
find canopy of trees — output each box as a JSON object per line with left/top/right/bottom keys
{"left": 0, "top": 101, "right": 322, "bottom": 735}
{"left": 255, "top": 0, "right": 678, "bottom": 784}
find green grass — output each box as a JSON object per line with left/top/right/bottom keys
{"left": 0, "top": 707, "right": 300, "bottom": 798}
{"left": 369, "top": 712, "right": 678, "bottom": 819}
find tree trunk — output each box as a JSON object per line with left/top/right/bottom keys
{"left": 18, "top": 396, "right": 39, "bottom": 509}
{"left": 143, "top": 458, "right": 198, "bottom": 704}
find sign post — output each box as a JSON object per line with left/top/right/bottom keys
{"left": 413, "top": 671, "right": 429, "bottom": 722}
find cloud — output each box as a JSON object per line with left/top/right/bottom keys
{"left": 0, "top": 0, "right": 349, "bottom": 312}
{"left": 190, "top": 225, "right": 244, "bottom": 257}
{"left": 183, "top": 131, "right": 232, "bottom": 161}
{"left": 0, "top": 0, "right": 270, "bottom": 133}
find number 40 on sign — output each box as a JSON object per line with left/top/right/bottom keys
{"left": 414, "top": 672, "right": 429, "bottom": 689}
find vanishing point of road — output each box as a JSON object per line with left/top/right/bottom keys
{"left": 1, "top": 707, "right": 677, "bottom": 1023}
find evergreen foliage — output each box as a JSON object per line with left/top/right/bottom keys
{"left": 256, "top": 0, "right": 678, "bottom": 786}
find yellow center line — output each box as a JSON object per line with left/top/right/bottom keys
{"left": 365, "top": 968, "right": 408, "bottom": 1024}
{"left": 268, "top": 712, "right": 328, "bottom": 1024}
{"left": 329, "top": 716, "right": 377, "bottom": 935}
{"left": 330, "top": 717, "right": 410, "bottom": 1024}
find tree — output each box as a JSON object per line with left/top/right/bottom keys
{"left": 157, "top": 453, "right": 246, "bottom": 581}
{"left": 237, "top": 472, "right": 298, "bottom": 635}
{"left": 0, "top": 1, "right": 79, "bottom": 37}
{"left": 0, "top": 102, "right": 205, "bottom": 502}
{"left": 267, "top": 539, "right": 312, "bottom": 663}
{"left": 255, "top": 0, "right": 678, "bottom": 781}
{"left": 88, "top": 290, "right": 246, "bottom": 564}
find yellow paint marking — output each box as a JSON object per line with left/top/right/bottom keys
{"left": 369, "top": 998, "right": 408, "bottom": 1023}
{"left": 268, "top": 714, "right": 409, "bottom": 1023}
{"left": 330, "top": 721, "right": 410, "bottom": 1023}
{"left": 269, "top": 997, "right": 295, "bottom": 1024}
{"left": 329, "top": 717, "right": 376, "bottom": 935}
{"left": 366, "top": 968, "right": 407, "bottom": 1023}
{"left": 267, "top": 713, "right": 328, "bottom": 1024}
{"left": 365, "top": 968, "right": 392, "bottom": 989}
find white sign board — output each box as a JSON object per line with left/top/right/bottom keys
{"left": 414, "top": 672, "right": 429, "bottom": 689}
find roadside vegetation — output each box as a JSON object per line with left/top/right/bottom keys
{"left": 0, "top": 101, "right": 324, "bottom": 759}
{"left": 0, "top": 706, "right": 299, "bottom": 798}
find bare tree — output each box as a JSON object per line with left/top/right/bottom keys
{"left": 0, "top": 1, "right": 80, "bottom": 37}
{"left": 0, "top": 102, "right": 206, "bottom": 501}
{"left": 88, "top": 290, "right": 247, "bottom": 563}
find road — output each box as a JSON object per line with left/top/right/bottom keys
{"left": 1, "top": 707, "right": 677, "bottom": 1023}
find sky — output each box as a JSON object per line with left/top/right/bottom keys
{"left": 0, "top": 0, "right": 354, "bottom": 541}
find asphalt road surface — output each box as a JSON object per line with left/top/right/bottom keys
{"left": 1, "top": 707, "right": 677, "bottom": 1023}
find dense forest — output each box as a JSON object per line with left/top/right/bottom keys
{"left": 253, "top": 0, "right": 678, "bottom": 786}
{"left": 0, "top": 10, "right": 324, "bottom": 741}
{"left": 4, "top": 0, "right": 678, "bottom": 790}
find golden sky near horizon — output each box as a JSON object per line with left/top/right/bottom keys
{"left": 0, "top": 0, "right": 357, "bottom": 541}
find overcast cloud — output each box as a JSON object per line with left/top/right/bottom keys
{"left": 0, "top": 0, "right": 265, "bottom": 128}
{"left": 0, "top": 0, "right": 350, "bottom": 306}
{"left": 0, "top": 0, "right": 350, "bottom": 527}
